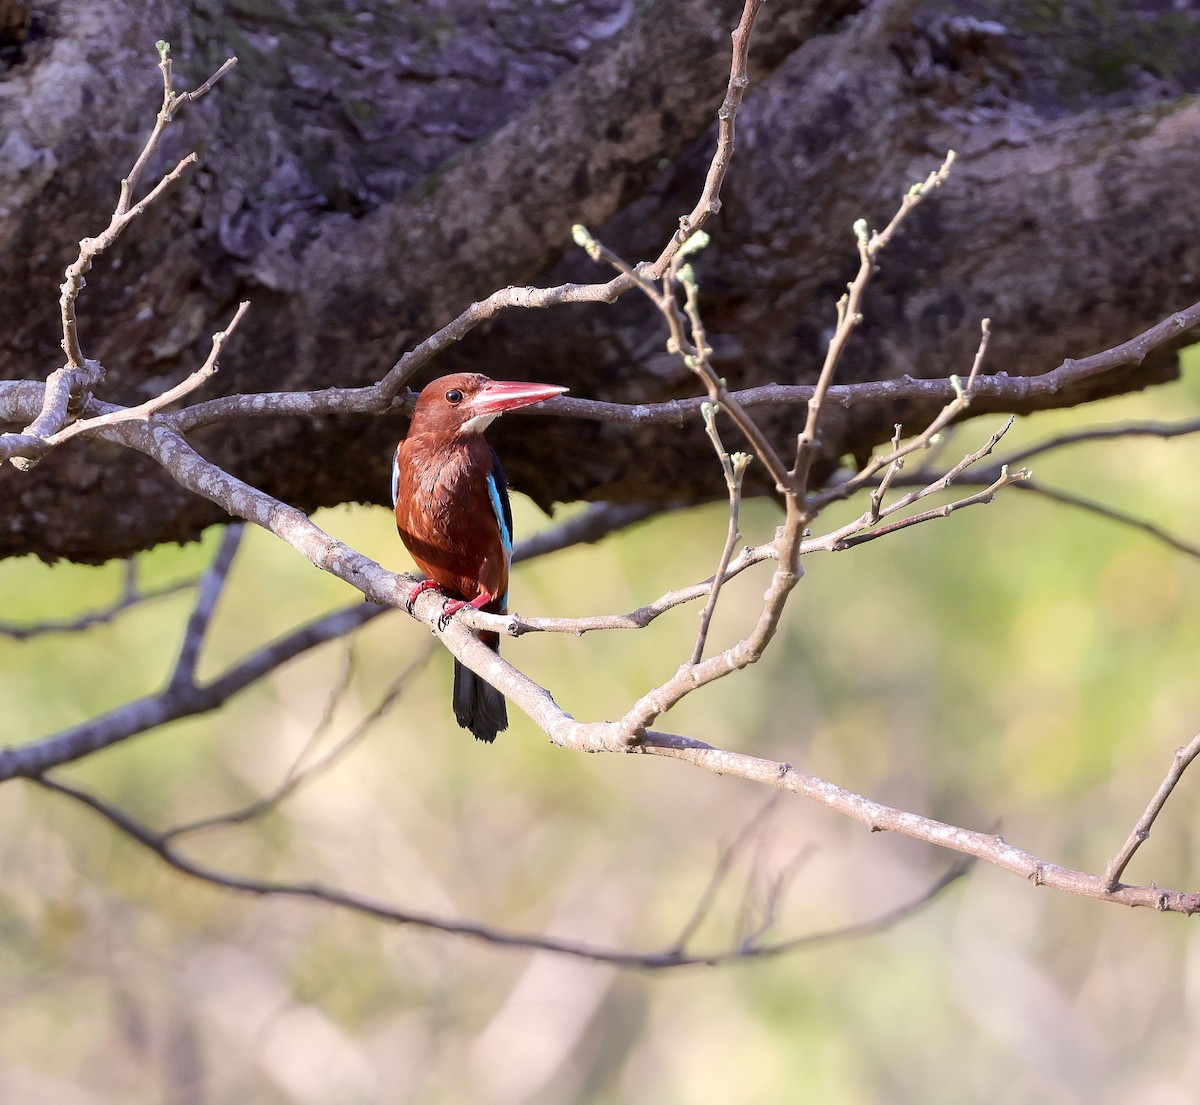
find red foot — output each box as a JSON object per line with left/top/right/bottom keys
{"left": 438, "top": 590, "right": 494, "bottom": 631}
{"left": 440, "top": 590, "right": 494, "bottom": 617}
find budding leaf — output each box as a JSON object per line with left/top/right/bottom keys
{"left": 678, "top": 230, "right": 711, "bottom": 259}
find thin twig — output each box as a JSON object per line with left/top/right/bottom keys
{"left": 0, "top": 563, "right": 193, "bottom": 640}
{"left": 869, "top": 424, "right": 906, "bottom": 522}
{"left": 691, "top": 404, "right": 751, "bottom": 663}
{"left": 965, "top": 317, "right": 992, "bottom": 391}
{"left": 828, "top": 470, "right": 1025, "bottom": 551}
{"left": 672, "top": 797, "right": 780, "bottom": 952}
{"left": 793, "top": 152, "right": 957, "bottom": 498}
{"left": 677, "top": 0, "right": 761, "bottom": 236}
{"left": 803, "top": 419, "right": 1027, "bottom": 554}
{"left": 162, "top": 648, "right": 432, "bottom": 841}
{"left": 502, "top": 541, "right": 778, "bottom": 638}
{"left": 1103, "top": 732, "right": 1200, "bottom": 890}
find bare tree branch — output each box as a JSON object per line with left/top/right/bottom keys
{"left": 2, "top": 4, "right": 1195, "bottom": 978}
{"left": 793, "top": 152, "right": 957, "bottom": 498}
{"left": 32, "top": 773, "right": 967, "bottom": 969}
{"left": 802, "top": 419, "right": 1027, "bottom": 554}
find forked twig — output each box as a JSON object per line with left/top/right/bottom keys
{"left": 9, "top": 46, "right": 237, "bottom": 472}
{"left": 46, "top": 303, "right": 250, "bottom": 447}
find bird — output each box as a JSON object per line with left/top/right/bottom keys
{"left": 392, "top": 372, "right": 568, "bottom": 743}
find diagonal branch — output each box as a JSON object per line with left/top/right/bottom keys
{"left": 171, "top": 524, "right": 245, "bottom": 690}
{"left": 990, "top": 416, "right": 1200, "bottom": 471}
{"left": 1103, "top": 732, "right": 1200, "bottom": 891}
{"left": 792, "top": 152, "right": 957, "bottom": 497}
{"left": 0, "top": 491, "right": 674, "bottom": 781}
{"left": 1015, "top": 482, "right": 1200, "bottom": 561}
{"left": 639, "top": 732, "right": 1200, "bottom": 914}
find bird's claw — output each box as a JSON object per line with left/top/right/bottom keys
{"left": 404, "top": 578, "right": 441, "bottom": 615}
{"left": 438, "top": 597, "right": 467, "bottom": 631}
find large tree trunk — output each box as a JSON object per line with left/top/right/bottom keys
{"left": 2, "top": 0, "right": 1198, "bottom": 563}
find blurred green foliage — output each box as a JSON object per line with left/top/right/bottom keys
{"left": 1, "top": 350, "right": 1199, "bottom": 1104}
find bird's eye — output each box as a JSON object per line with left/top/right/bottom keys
{"left": 445, "top": 388, "right": 464, "bottom": 404}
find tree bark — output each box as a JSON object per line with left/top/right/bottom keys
{"left": 1, "top": 0, "right": 1198, "bottom": 562}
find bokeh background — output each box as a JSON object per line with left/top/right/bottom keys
{"left": 1, "top": 350, "right": 1199, "bottom": 1104}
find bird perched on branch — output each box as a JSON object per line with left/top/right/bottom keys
{"left": 392, "top": 372, "right": 568, "bottom": 743}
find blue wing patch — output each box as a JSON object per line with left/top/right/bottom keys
{"left": 390, "top": 447, "right": 401, "bottom": 508}
{"left": 486, "top": 450, "right": 514, "bottom": 610}
{"left": 485, "top": 461, "right": 513, "bottom": 555}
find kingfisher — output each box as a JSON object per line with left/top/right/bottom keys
{"left": 392, "top": 372, "right": 568, "bottom": 743}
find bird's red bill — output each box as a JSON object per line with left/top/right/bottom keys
{"left": 466, "top": 379, "right": 568, "bottom": 418}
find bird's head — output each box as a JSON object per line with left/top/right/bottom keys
{"left": 408, "top": 373, "right": 568, "bottom": 437}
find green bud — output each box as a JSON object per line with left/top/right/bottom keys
{"left": 678, "top": 230, "right": 711, "bottom": 258}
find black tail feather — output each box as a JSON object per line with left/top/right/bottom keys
{"left": 452, "top": 640, "right": 507, "bottom": 743}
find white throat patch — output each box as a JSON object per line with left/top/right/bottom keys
{"left": 459, "top": 412, "right": 499, "bottom": 435}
